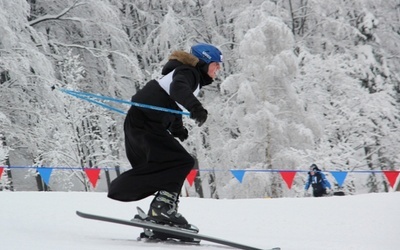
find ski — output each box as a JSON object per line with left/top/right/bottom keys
{"left": 76, "top": 210, "right": 280, "bottom": 250}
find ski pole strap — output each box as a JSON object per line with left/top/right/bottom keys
{"left": 58, "top": 88, "right": 190, "bottom": 116}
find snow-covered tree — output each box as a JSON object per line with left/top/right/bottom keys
{"left": 289, "top": 0, "right": 400, "bottom": 193}
{"left": 1, "top": 0, "right": 400, "bottom": 195}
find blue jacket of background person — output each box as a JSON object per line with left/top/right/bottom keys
{"left": 304, "top": 164, "right": 332, "bottom": 192}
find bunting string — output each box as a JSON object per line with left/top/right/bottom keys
{"left": 0, "top": 166, "right": 399, "bottom": 190}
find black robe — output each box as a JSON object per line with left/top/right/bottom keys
{"left": 108, "top": 51, "right": 212, "bottom": 201}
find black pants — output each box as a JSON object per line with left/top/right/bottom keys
{"left": 108, "top": 119, "right": 194, "bottom": 202}
{"left": 312, "top": 185, "right": 326, "bottom": 197}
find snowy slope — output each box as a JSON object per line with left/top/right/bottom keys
{"left": 0, "top": 192, "right": 398, "bottom": 250}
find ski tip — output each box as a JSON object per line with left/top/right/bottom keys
{"left": 76, "top": 210, "right": 88, "bottom": 217}
{"left": 271, "top": 247, "right": 281, "bottom": 250}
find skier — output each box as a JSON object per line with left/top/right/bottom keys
{"left": 107, "top": 43, "right": 223, "bottom": 228}
{"left": 304, "top": 164, "right": 332, "bottom": 197}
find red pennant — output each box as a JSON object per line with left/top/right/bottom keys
{"left": 383, "top": 170, "right": 399, "bottom": 188}
{"left": 186, "top": 169, "right": 198, "bottom": 187}
{"left": 279, "top": 171, "right": 297, "bottom": 189}
{"left": 84, "top": 168, "right": 101, "bottom": 188}
{"left": 0, "top": 167, "right": 4, "bottom": 177}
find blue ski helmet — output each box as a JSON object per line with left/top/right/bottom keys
{"left": 190, "top": 43, "right": 223, "bottom": 64}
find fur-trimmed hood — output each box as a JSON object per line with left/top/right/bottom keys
{"left": 161, "top": 50, "right": 213, "bottom": 86}
{"left": 169, "top": 51, "right": 199, "bottom": 66}
{"left": 161, "top": 51, "right": 199, "bottom": 75}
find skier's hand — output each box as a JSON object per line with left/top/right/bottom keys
{"left": 171, "top": 127, "right": 189, "bottom": 142}
{"left": 190, "top": 104, "right": 208, "bottom": 127}
{"left": 325, "top": 188, "right": 330, "bottom": 195}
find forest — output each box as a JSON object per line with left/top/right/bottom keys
{"left": 0, "top": 0, "right": 399, "bottom": 198}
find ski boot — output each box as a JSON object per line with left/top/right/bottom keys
{"left": 148, "top": 191, "right": 189, "bottom": 226}
{"left": 134, "top": 191, "right": 199, "bottom": 243}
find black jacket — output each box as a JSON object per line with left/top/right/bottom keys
{"left": 125, "top": 51, "right": 212, "bottom": 133}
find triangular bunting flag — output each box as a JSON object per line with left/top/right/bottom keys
{"left": 0, "top": 167, "right": 4, "bottom": 178}
{"left": 37, "top": 167, "right": 53, "bottom": 186}
{"left": 230, "top": 170, "right": 246, "bottom": 183}
{"left": 382, "top": 170, "right": 399, "bottom": 188}
{"left": 330, "top": 171, "right": 348, "bottom": 188}
{"left": 84, "top": 168, "right": 101, "bottom": 188}
{"left": 279, "top": 171, "right": 296, "bottom": 189}
{"left": 186, "top": 169, "right": 198, "bottom": 187}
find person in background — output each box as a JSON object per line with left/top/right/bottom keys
{"left": 107, "top": 43, "right": 223, "bottom": 228}
{"left": 304, "top": 164, "right": 331, "bottom": 197}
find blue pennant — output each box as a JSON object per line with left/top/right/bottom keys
{"left": 230, "top": 170, "right": 246, "bottom": 183}
{"left": 330, "top": 171, "right": 348, "bottom": 188}
{"left": 37, "top": 167, "right": 53, "bottom": 186}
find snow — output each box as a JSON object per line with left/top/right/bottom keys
{"left": 1, "top": 192, "right": 398, "bottom": 250}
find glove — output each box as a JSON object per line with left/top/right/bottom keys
{"left": 171, "top": 127, "right": 189, "bottom": 142}
{"left": 190, "top": 104, "right": 208, "bottom": 127}
{"left": 325, "top": 188, "right": 330, "bottom": 195}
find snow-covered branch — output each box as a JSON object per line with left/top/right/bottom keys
{"left": 29, "top": 1, "right": 87, "bottom": 26}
